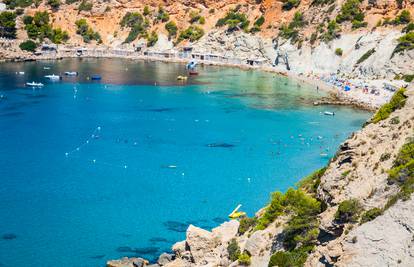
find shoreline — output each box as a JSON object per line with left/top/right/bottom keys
{"left": 1, "top": 50, "right": 398, "bottom": 111}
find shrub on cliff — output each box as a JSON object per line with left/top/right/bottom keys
{"left": 356, "top": 48, "right": 376, "bottom": 64}
{"left": 177, "top": 25, "right": 204, "bottom": 42}
{"left": 282, "top": 0, "right": 301, "bottom": 10}
{"left": 335, "top": 48, "right": 343, "bottom": 56}
{"left": 371, "top": 88, "right": 407, "bottom": 123}
{"left": 387, "top": 139, "right": 414, "bottom": 202}
{"left": 78, "top": 0, "right": 93, "bottom": 12}
{"left": 3, "top": 0, "right": 33, "bottom": 9}
{"left": 227, "top": 238, "right": 241, "bottom": 262}
{"left": 321, "top": 20, "right": 340, "bottom": 42}
{"left": 336, "top": 0, "right": 366, "bottom": 29}
{"left": 146, "top": 31, "right": 158, "bottom": 47}
{"left": 156, "top": 6, "right": 169, "bottom": 22}
{"left": 143, "top": 5, "right": 151, "bottom": 16}
{"left": 216, "top": 10, "right": 249, "bottom": 32}
{"left": 268, "top": 249, "right": 308, "bottom": 267}
{"left": 360, "top": 207, "right": 382, "bottom": 224}
{"left": 335, "top": 199, "right": 362, "bottom": 223}
{"left": 296, "top": 167, "right": 326, "bottom": 195}
{"left": 23, "top": 11, "right": 69, "bottom": 44}
{"left": 393, "top": 32, "right": 414, "bottom": 55}
{"left": 393, "top": 10, "right": 411, "bottom": 25}
{"left": 279, "top": 12, "right": 305, "bottom": 43}
{"left": 0, "top": 11, "right": 17, "bottom": 39}
{"left": 19, "top": 39, "right": 37, "bottom": 52}
{"left": 238, "top": 252, "right": 251, "bottom": 266}
{"left": 75, "top": 18, "right": 101, "bottom": 43}
{"left": 189, "top": 10, "right": 204, "bottom": 24}
{"left": 402, "top": 23, "right": 414, "bottom": 33}
{"left": 47, "top": 0, "right": 60, "bottom": 9}
{"left": 120, "top": 12, "right": 147, "bottom": 43}
{"left": 238, "top": 217, "right": 257, "bottom": 234}
{"left": 165, "top": 21, "right": 178, "bottom": 39}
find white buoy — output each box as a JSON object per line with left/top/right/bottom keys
{"left": 97, "top": 126, "right": 101, "bottom": 131}
{"left": 93, "top": 159, "right": 96, "bottom": 163}
{"left": 65, "top": 152, "right": 69, "bottom": 157}
{"left": 124, "top": 165, "right": 128, "bottom": 169}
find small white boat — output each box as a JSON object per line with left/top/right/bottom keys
{"left": 45, "top": 74, "right": 61, "bottom": 81}
{"left": 17, "top": 71, "right": 25, "bottom": 75}
{"left": 324, "top": 111, "right": 335, "bottom": 116}
{"left": 65, "top": 71, "right": 78, "bottom": 76}
{"left": 26, "top": 82, "right": 44, "bottom": 87}
{"left": 43, "top": 67, "right": 51, "bottom": 70}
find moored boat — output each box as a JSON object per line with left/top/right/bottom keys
{"left": 45, "top": 74, "right": 61, "bottom": 81}
{"left": 65, "top": 71, "right": 78, "bottom": 76}
{"left": 26, "top": 82, "right": 44, "bottom": 87}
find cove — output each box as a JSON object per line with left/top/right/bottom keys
{"left": 0, "top": 58, "right": 370, "bottom": 266}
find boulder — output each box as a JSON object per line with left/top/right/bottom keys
{"left": 212, "top": 220, "right": 240, "bottom": 243}
{"left": 171, "top": 240, "right": 187, "bottom": 256}
{"left": 157, "top": 253, "right": 174, "bottom": 266}
{"left": 186, "top": 224, "right": 219, "bottom": 263}
{"left": 107, "top": 257, "right": 148, "bottom": 267}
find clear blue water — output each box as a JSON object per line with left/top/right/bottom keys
{"left": 0, "top": 58, "right": 370, "bottom": 267}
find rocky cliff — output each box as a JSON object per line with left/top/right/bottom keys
{"left": 106, "top": 86, "right": 414, "bottom": 267}
{"left": 1, "top": 0, "right": 414, "bottom": 80}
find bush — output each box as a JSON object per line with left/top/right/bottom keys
{"left": 238, "top": 253, "right": 251, "bottom": 266}
{"left": 336, "top": 0, "right": 364, "bottom": 23}
{"left": 4, "top": 0, "right": 33, "bottom": 8}
{"left": 238, "top": 217, "right": 257, "bottom": 234}
{"left": 146, "top": 31, "right": 158, "bottom": 47}
{"left": 215, "top": 10, "right": 249, "bottom": 32}
{"left": 165, "top": 21, "right": 177, "bottom": 38}
{"left": 360, "top": 208, "right": 382, "bottom": 224}
{"left": 335, "top": 199, "right": 362, "bottom": 223}
{"left": 279, "top": 12, "right": 305, "bottom": 43}
{"left": 380, "top": 153, "right": 391, "bottom": 162}
{"left": 0, "top": 11, "right": 17, "bottom": 39}
{"left": 178, "top": 25, "right": 204, "bottom": 42}
{"left": 47, "top": 0, "right": 60, "bottom": 9}
{"left": 356, "top": 48, "right": 375, "bottom": 64}
{"left": 282, "top": 0, "right": 301, "bottom": 10}
{"left": 393, "top": 10, "right": 411, "bottom": 25}
{"left": 268, "top": 249, "right": 308, "bottom": 267}
{"left": 296, "top": 167, "right": 326, "bottom": 195}
{"left": 393, "top": 32, "right": 414, "bottom": 55}
{"left": 78, "top": 0, "right": 92, "bottom": 12}
{"left": 120, "top": 12, "right": 147, "bottom": 43}
{"left": 33, "top": 11, "right": 49, "bottom": 26}
{"left": 156, "top": 6, "right": 169, "bottom": 22}
{"left": 143, "top": 5, "right": 150, "bottom": 16}
{"left": 189, "top": 10, "right": 202, "bottom": 24}
{"left": 22, "top": 15, "right": 33, "bottom": 25}
{"left": 402, "top": 74, "right": 414, "bottom": 82}
{"left": 50, "top": 27, "right": 69, "bottom": 44}
{"left": 227, "top": 238, "right": 240, "bottom": 262}
{"left": 75, "top": 18, "right": 101, "bottom": 43}
{"left": 66, "top": 0, "right": 79, "bottom": 4}
{"left": 19, "top": 39, "right": 37, "bottom": 52}
{"left": 371, "top": 88, "right": 407, "bottom": 123}
{"left": 321, "top": 20, "right": 340, "bottom": 42}
{"left": 402, "top": 23, "right": 414, "bottom": 33}
{"left": 254, "top": 16, "right": 265, "bottom": 27}
{"left": 335, "top": 48, "right": 343, "bottom": 56}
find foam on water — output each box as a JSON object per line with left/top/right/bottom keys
{"left": 0, "top": 58, "right": 370, "bottom": 266}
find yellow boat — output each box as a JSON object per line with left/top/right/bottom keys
{"left": 177, "top": 75, "right": 188, "bottom": 81}
{"left": 228, "top": 204, "right": 246, "bottom": 219}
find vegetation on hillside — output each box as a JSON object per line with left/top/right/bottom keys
{"left": 0, "top": 11, "right": 17, "bottom": 39}
{"left": 165, "top": 21, "right": 178, "bottom": 39}
{"left": 75, "top": 18, "right": 101, "bottom": 43}
{"left": 279, "top": 12, "right": 306, "bottom": 43}
{"left": 120, "top": 12, "right": 148, "bottom": 43}
{"left": 19, "top": 39, "right": 37, "bottom": 51}
{"left": 336, "top": 0, "right": 367, "bottom": 29}
{"left": 393, "top": 32, "right": 414, "bottom": 56}
{"left": 23, "top": 11, "right": 69, "bottom": 44}
{"left": 371, "top": 88, "right": 407, "bottom": 123}
{"left": 216, "top": 10, "right": 250, "bottom": 32}
{"left": 177, "top": 25, "right": 204, "bottom": 43}
{"left": 356, "top": 48, "right": 375, "bottom": 64}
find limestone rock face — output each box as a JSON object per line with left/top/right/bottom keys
{"left": 338, "top": 198, "right": 414, "bottom": 266}
{"left": 157, "top": 253, "right": 174, "bottom": 266}
{"left": 186, "top": 224, "right": 219, "bottom": 264}
{"left": 212, "top": 220, "right": 240, "bottom": 243}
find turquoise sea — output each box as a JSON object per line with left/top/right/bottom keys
{"left": 0, "top": 58, "right": 370, "bottom": 266}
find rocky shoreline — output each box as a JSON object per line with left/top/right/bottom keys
{"left": 106, "top": 85, "right": 414, "bottom": 267}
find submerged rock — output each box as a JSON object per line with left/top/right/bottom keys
{"left": 2, "top": 233, "right": 17, "bottom": 240}
{"left": 106, "top": 257, "right": 148, "bottom": 267}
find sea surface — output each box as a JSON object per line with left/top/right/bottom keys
{"left": 0, "top": 58, "right": 370, "bottom": 267}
